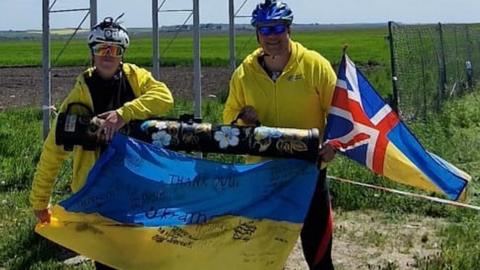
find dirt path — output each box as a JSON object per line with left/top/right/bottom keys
{"left": 0, "top": 66, "right": 231, "bottom": 110}
{"left": 284, "top": 209, "right": 445, "bottom": 270}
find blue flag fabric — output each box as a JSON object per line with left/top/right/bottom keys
{"left": 61, "top": 134, "right": 318, "bottom": 226}
{"left": 36, "top": 134, "right": 319, "bottom": 269}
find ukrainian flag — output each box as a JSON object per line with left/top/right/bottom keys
{"left": 36, "top": 134, "right": 319, "bottom": 269}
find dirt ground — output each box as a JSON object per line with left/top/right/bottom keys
{"left": 284, "top": 209, "right": 444, "bottom": 270}
{"left": 1, "top": 67, "right": 445, "bottom": 269}
{"left": 0, "top": 66, "right": 231, "bottom": 110}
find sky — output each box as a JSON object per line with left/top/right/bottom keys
{"left": 0, "top": 0, "right": 479, "bottom": 31}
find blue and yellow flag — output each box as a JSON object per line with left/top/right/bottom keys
{"left": 36, "top": 134, "right": 318, "bottom": 269}
{"left": 325, "top": 54, "right": 470, "bottom": 200}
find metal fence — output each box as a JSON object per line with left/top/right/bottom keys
{"left": 388, "top": 22, "right": 480, "bottom": 121}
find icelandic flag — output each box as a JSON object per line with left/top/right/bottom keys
{"left": 324, "top": 54, "right": 470, "bottom": 201}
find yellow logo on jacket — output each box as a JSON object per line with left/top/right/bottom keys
{"left": 287, "top": 74, "right": 304, "bottom": 81}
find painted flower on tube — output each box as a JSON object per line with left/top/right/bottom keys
{"left": 152, "top": 131, "right": 171, "bottom": 147}
{"left": 254, "top": 127, "right": 283, "bottom": 141}
{"left": 253, "top": 127, "right": 283, "bottom": 152}
{"left": 155, "top": 121, "right": 168, "bottom": 131}
{"left": 214, "top": 126, "right": 240, "bottom": 149}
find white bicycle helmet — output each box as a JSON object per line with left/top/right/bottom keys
{"left": 88, "top": 16, "right": 130, "bottom": 49}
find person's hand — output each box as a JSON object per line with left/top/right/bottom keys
{"left": 34, "top": 209, "right": 51, "bottom": 224}
{"left": 318, "top": 142, "right": 336, "bottom": 162}
{"left": 95, "top": 110, "right": 126, "bottom": 142}
{"left": 238, "top": 106, "right": 259, "bottom": 125}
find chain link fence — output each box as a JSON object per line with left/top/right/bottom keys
{"left": 388, "top": 22, "right": 480, "bottom": 121}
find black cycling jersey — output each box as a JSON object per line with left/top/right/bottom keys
{"left": 84, "top": 66, "right": 135, "bottom": 115}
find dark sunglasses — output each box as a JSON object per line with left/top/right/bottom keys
{"left": 258, "top": 24, "right": 287, "bottom": 36}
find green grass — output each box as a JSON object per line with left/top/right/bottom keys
{"left": 0, "top": 28, "right": 389, "bottom": 68}
{"left": 1, "top": 90, "right": 480, "bottom": 269}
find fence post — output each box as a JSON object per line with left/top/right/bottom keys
{"left": 152, "top": 0, "right": 160, "bottom": 80}
{"left": 42, "top": 0, "right": 51, "bottom": 140}
{"left": 417, "top": 30, "right": 428, "bottom": 119}
{"left": 437, "top": 23, "right": 447, "bottom": 105}
{"left": 228, "top": 0, "right": 236, "bottom": 74}
{"left": 387, "top": 21, "right": 399, "bottom": 113}
{"left": 465, "top": 25, "right": 474, "bottom": 90}
{"left": 454, "top": 26, "right": 462, "bottom": 94}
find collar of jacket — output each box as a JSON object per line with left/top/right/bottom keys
{"left": 82, "top": 63, "right": 134, "bottom": 79}
{"left": 75, "top": 63, "right": 142, "bottom": 86}
{"left": 70, "top": 63, "right": 140, "bottom": 112}
{"left": 246, "top": 40, "right": 305, "bottom": 78}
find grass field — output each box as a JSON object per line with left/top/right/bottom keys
{"left": 0, "top": 28, "right": 389, "bottom": 67}
{"left": 1, "top": 28, "right": 480, "bottom": 269}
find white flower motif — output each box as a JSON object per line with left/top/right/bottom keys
{"left": 254, "top": 127, "right": 283, "bottom": 141}
{"left": 152, "top": 131, "right": 171, "bottom": 147}
{"left": 214, "top": 126, "right": 240, "bottom": 149}
{"left": 155, "top": 121, "right": 168, "bottom": 131}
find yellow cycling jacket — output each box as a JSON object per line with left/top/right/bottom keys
{"left": 223, "top": 40, "right": 337, "bottom": 138}
{"left": 30, "top": 63, "right": 174, "bottom": 210}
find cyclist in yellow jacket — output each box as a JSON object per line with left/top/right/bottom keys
{"left": 223, "top": 1, "right": 336, "bottom": 269}
{"left": 30, "top": 16, "right": 173, "bottom": 251}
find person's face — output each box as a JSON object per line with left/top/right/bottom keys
{"left": 91, "top": 43, "right": 123, "bottom": 79}
{"left": 257, "top": 23, "right": 291, "bottom": 56}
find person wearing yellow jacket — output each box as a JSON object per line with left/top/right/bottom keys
{"left": 30, "top": 17, "right": 173, "bottom": 269}
{"left": 223, "top": 1, "right": 337, "bottom": 269}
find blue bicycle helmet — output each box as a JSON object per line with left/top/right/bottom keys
{"left": 251, "top": 0, "right": 293, "bottom": 27}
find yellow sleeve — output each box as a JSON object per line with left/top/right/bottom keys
{"left": 223, "top": 69, "right": 246, "bottom": 124}
{"left": 117, "top": 70, "right": 174, "bottom": 122}
{"left": 30, "top": 119, "right": 70, "bottom": 210}
{"left": 316, "top": 59, "right": 337, "bottom": 169}
{"left": 318, "top": 60, "right": 337, "bottom": 113}
{"left": 29, "top": 87, "right": 79, "bottom": 210}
